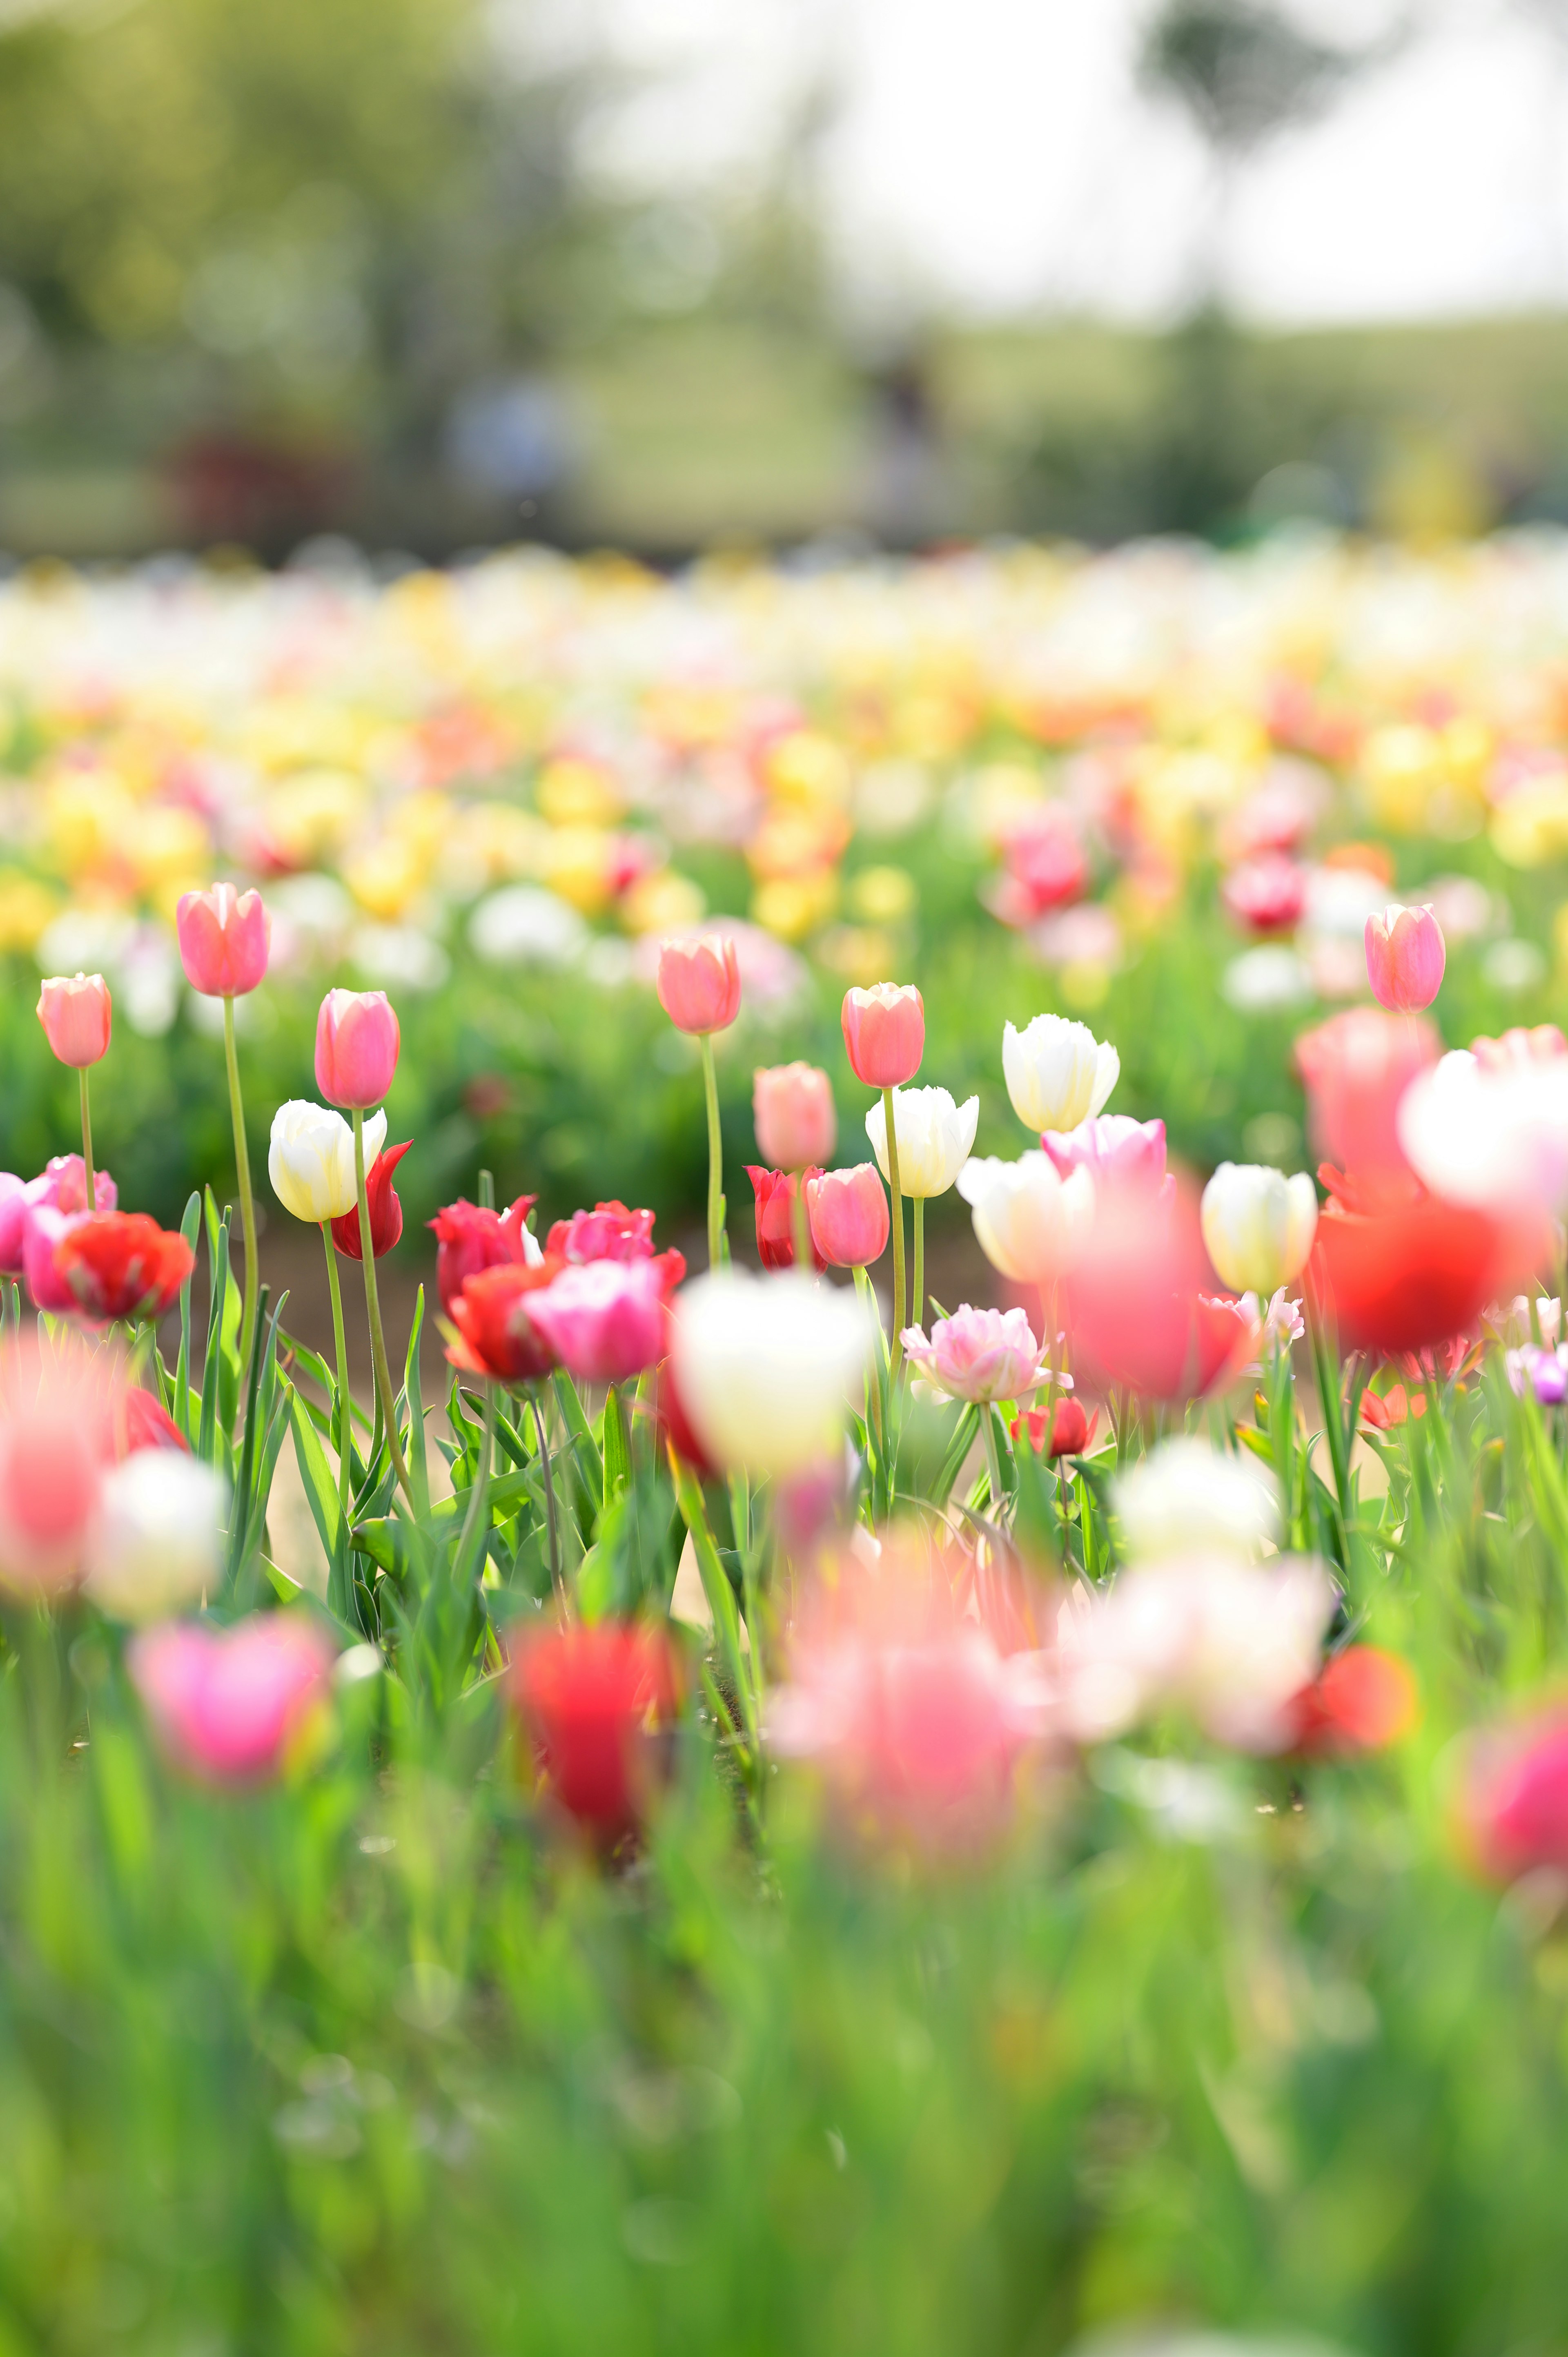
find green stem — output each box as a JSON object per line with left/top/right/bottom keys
{"left": 78, "top": 1068, "right": 95, "bottom": 1213}
{"left": 352, "top": 1108, "right": 411, "bottom": 1500}
{"left": 980, "top": 1405, "right": 1006, "bottom": 1515}
{"left": 530, "top": 1386, "right": 564, "bottom": 1612}
{"left": 222, "top": 994, "right": 258, "bottom": 1371}
{"left": 700, "top": 1031, "right": 724, "bottom": 1270}
{"left": 882, "top": 1086, "right": 906, "bottom": 1367}
{"left": 912, "top": 1194, "right": 925, "bottom": 1335}
{"left": 321, "top": 1222, "right": 352, "bottom": 1516}
{"left": 455, "top": 1381, "right": 496, "bottom": 1585}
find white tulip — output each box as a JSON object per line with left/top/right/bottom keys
{"left": 84, "top": 1452, "right": 227, "bottom": 1623}
{"left": 1114, "top": 1437, "right": 1279, "bottom": 1563}
{"left": 268, "top": 1101, "right": 386, "bottom": 1224}
{"left": 672, "top": 1270, "right": 875, "bottom": 1479}
{"left": 1002, "top": 1014, "right": 1118, "bottom": 1135}
{"left": 1398, "top": 1050, "right": 1568, "bottom": 1215}
{"left": 1199, "top": 1163, "right": 1318, "bottom": 1296}
{"left": 864, "top": 1086, "right": 979, "bottom": 1199}
{"left": 956, "top": 1152, "right": 1095, "bottom": 1285}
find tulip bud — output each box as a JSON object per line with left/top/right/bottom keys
{"left": 753, "top": 1061, "right": 837, "bottom": 1171}
{"left": 176, "top": 883, "right": 271, "bottom": 997}
{"left": 1199, "top": 1163, "right": 1319, "bottom": 1296}
{"left": 1364, "top": 902, "right": 1445, "bottom": 1013}
{"left": 270, "top": 1103, "right": 385, "bottom": 1226}
{"left": 331, "top": 1141, "right": 412, "bottom": 1261}
{"left": 655, "top": 934, "right": 741, "bottom": 1035}
{"left": 1002, "top": 1013, "right": 1118, "bottom": 1135}
{"left": 84, "top": 1451, "right": 227, "bottom": 1622}
{"left": 36, "top": 972, "right": 111, "bottom": 1068}
{"left": 314, "top": 988, "right": 400, "bottom": 1110}
{"left": 748, "top": 1167, "right": 825, "bottom": 1271}
{"left": 840, "top": 982, "right": 924, "bottom": 1089}
{"left": 806, "top": 1163, "right": 889, "bottom": 1269}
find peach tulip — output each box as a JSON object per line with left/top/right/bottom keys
{"left": 806, "top": 1163, "right": 889, "bottom": 1268}
{"left": 754, "top": 1061, "right": 837, "bottom": 1171}
{"left": 314, "top": 988, "right": 400, "bottom": 1110}
{"left": 1364, "top": 902, "right": 1445, "bottom": 1012}
{"left": 36, "top": 972, "right": 111, "bottom": 1068}
{"left": 840, "top": 982, "right": 924, "bottom": 1089}
{"left": 655, "top": 934, "right": 741, "bottom": 1035}
{"left": 176, "top": 883, "right": 271, "bottom": 997}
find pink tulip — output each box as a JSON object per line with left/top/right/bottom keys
{"left": 129, "top": 1616, "right": 335, "bottom": 1785}
{"left": 7, "top": 1157, "right": 119, "bottom": 1280}
{"left": 314, "top": 988, "right": 400, "bottom": 1109}
{"left": 1295, "top": 1006, "right": 1439, "bottom": 1189}
{"left": 1458, "top": 1710, "right": 1568, "bottom": 1881}
{"left": 0, "top": 1340, "right": 105, "bottom": 1592}
{"left": 525, "top": 1258, "right": 671, "bottom": 1385}
{"left": 23, "top": 1208, "right": 87, "bottom": 1312}
{"left": 1042, "top": 1114, "right": 1168, "bottom": 1194}
{"left": 806, "top": 1163, "right": 889, "bottom": 1268}
{"left": 176, "top": 882, "right": 271, "bottom": 997}
{"left": 36, "top": 972, "right": 111, "bottom": 1068}
{"left": 840, "top": 982, "right": 924, "bottom": 1089}
{"left": 753, "top": 1061, "right": 837, "bottom": 1171}
{"left": 901, "top": 1304, "right": 1045, "bottom": 1404}
{"left": 655, "top": 934, "right": 741, "bottom": 1035}
{"left": 0, "top": 1177, "right": 26, "bottom": 1276}
{"left": 1365, "top": 902, "right": 1445, "bottom": 1013}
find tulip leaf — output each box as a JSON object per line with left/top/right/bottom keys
{"left": 403, "top": 1284, "right": 430, "bottom": 1520}
{"left": 602, "top": 1385, "right": 632, "bottom": 1508}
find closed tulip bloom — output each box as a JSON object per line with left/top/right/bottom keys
{"left": 748, "top": 1166, "right": 826, "bottom": 1271}
{"left": 36, "top": 972, "right": 111, "bottom": 1068}
{"left": 447, "top": 1261, "right": 563, "bottom": 1383}
{"left": 754, "top": 1061, "right": 837, "bottom": 1171}
{"left": 85, "top": 1451, "right": 227, "bottom": 1622}
{"left": 129, "top": 1616, "right": 334, "bottom": 1785}
{"left": 331, "top": 1141, "right": 412, "bottom": 1260}
{"left": 1043, "top": 1114, "right": 1167, "bottom": 1195}
{"left": 23, "top": 1208, "right": 86, "bottom": 1312}
{"left": 806, "top": 1163, "right": 889, "bottom": 1269}
{"left": 1200, "top": 1163, "right": 1319, "bottom": 1296}
{"left": 270, "top": 1102, "right": 385, "bottom": 1225}
{"left": 841, "top": 983, "right": 925, "bottom": 1088}
{"left": 314, "top": 987, "right": 400, "bottom": 1109}
{"left": 112, "top": 1387, "right": 191, "bottom": 1461}
{"left": 176, "top": 883, "right": 271, "bottom": 997}
{"left": 1002, "top": 1013, "right": 1118, "bottom": 1134}
{"left": 673, "top": 1269, "right": 874, "bottom": 1478}
{"left": 514, "top": 1625, "right": 677, "bottom": 1840}
{"left": 655, "top": 933, "right": 741, "bottom": 1034}
{"left": 525, "top": 1258, "right": 674, "bottom": 1386}
{"left": 902, "top": 1304, "right": 1047, "bottom": 1404}
{"left": 864, "top": 1086, "right": 979, "bottom": 1199}
{"left": 53, "top": 1212, "right": 196, "bottom": 1322}
{"left": 956, "top": 1152, "right": 1095, "bottom": 1285}
{"left": 1365, "top": 902, "right": 1446, "bottom": 1012}
{"left": 1012, "top": 1396, "right": 1095, "bottom": 1458}
{"left": 430, "top": 1195, "right": 541, "bottom": 1313}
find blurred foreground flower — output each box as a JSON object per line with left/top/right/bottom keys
{"left": 672, "top": 1269, "right": 873, "bottom": 1478}
{"left": 85, "top": 1451, "right": 226, "bottom": 1623}
{"left": 53, "top": 1211, "right": 195, "bottom": 1322}
{"left": 1067, "top": 1181, "right": 1258, "bottom": 1402}
{"left": 1457, "top": 1708, "right": 1568, "bottom": 1880}
{"left": 0, "top": 1340, "right": 106, "bottom": 1592}
{"left": 513, "top": 1624, "right": 677, "bottom": 1842}
{"left": 1365, "top": 901, "right": 1446, "bottom": 1012}
{"left": 130, "top": 1616, "right": 334, "bottom": 1785}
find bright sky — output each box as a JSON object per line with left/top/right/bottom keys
{"left": 543, "top": 0, "right": 1568, "bottom": 325}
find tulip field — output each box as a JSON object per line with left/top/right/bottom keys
{"left": 10, "top": 538, "right": 1568, "bottom": 2356}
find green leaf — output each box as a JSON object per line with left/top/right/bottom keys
{"left": 403, "top": 1284, "right": 430, "bottom": 1519}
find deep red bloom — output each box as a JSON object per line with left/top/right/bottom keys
{"left": 513, "top": 1624, "right": 677, "bottom": 1838}
{"left": 447, "top": 1259, "right": 563, "bottom": 1383}
{"left": 429, "top": 1195, "right": 538, "bottom": 1315}
{"left": 331, "top": 1140, "right": 412, "bottom": 1261}
{"left": 1312, "top": 1195, "right": 1512, "bottom": 1356}
{"left": 1011, "top": 1396, "right": 1097, "bottom": 1458}
{"left": 746, "top": 1166, "right": 826, "bottom": 1271}
{"left": 1283, "top": 1646, "right": 1418, "bottom": 1757}
{"left": 545, "top": 1200, "right": 657, "bottom": 1264}
{"left": 1222, "top": 854, "right": 1307, "bottom": 935}
{"left": 53, "top": 1213, "right": 195, "bottom": 1322}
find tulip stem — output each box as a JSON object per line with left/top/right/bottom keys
{"left": 78, "top": 1069, "right": 95, "bottom": 1215}
{"left": 530, "top": 1387, "right": 564, "bottom": 1612}
{"left": 456, "top": 1381, "right": 496, "bottom": 1586}
{"left": 321, "top": 1222, "right": 352, "bottom": 1516}
{"left": 353, "top": 1108, "right": 412, "bottom": 1501}
{"left": 222, "top": 994, "right": 259, "bottom": 1371}
{"left": 882, "top": 1086, "right": 906, "bottom": 1367}
{"left": 980, "top": 1405, "right": 1007, "bottom": 1515}
{"left": 700, "top": 1031, "right": 724, "bottom": 1270}
{"left": 912, "top": 1195, "right": 925, "bottom": 1334}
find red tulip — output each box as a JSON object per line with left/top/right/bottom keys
{"left": 1365, "top": 902, "right": 1445, "bottom": 1013}
{"left": 429, "top": 1195, "right": 538, "bottom": 1314}
{"left": 806, "top": 1163, "right": 889, "bottom": 1269}
{"left": 747, "top": 1166, "right": 826, "bottom": 1271}
{"left": 1311, "top": 1195, "right": 1512, "bottom": 1356}
{"left": 1283, "top": 1646, "right": 1418, "bottom": 1757}
{"left": 513, "top": 1623, "right": 677, "bottom": 1839}
{"left": 447, "top": 1260, "right": 564, "bottom": 1383}
{"left": 753, "top": 1061, "right": 837, "bottom": 1172}
{"left": 314, "top": 988, "right": 400, "bottom": 1110}
{"left": 841, "top": 983, "right": 924, "bottom": 1088}
{"left": 1360, "top": 1383, "right": 1424, "bottom": 1430}
{"left": 330, "top": 1140, "right": 412, "bottom": 1261}
{"left": 545, "top": 1200, "right": 656, "bottom": 1263}
{"left": 1222, "top": 854, "right": 1307, "bottom": 935}
{"left": 176, "top": 883, "right": 271, "bottom": 997}
{"left": 112, "top": 1387, "right": 191, "bottom": 1459}
{"left": 1011, "top": 1396, "right": 1097, "bottom": 1458}
{"left": 36, "top": 972, "right": 111, "bottom": 1068}
{"left": 655, "top": 934, "right": 741, "bottom": 1035}
{"left": 52, "top": 1213, "right": 195, "bottom": 1323}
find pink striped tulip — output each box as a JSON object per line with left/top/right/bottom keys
{"left": 1365, "top": 903, "right": 1445, "bottom": 1014}
{"left": 177, "top": 883, "right": 271, "bottom": 997}
{"left": 315, "top": 988, "right": 400, "bottom": 1110}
